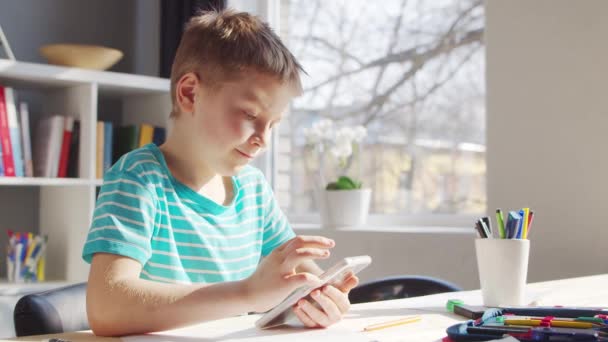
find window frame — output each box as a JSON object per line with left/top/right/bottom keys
{"left": 231, "top": 0, "right": 483, "bottom": 229}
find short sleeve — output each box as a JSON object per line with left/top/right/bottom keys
{"left": 82, "top": 171, "right": 157, "bottom": 266}
{"left": 260, "top": 178, "right": 295, "bottom": 257}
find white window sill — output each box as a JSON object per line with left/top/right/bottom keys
{"left": 291, "top": 223, "right": 475, "bottom": 235}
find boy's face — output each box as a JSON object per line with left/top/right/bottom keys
{"left": 188, "top": 71, "right": 297, "bottom": 175}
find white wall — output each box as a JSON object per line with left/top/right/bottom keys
{"left": 486, "top": 0, "right": 608, "bottom": 282}
{"left": 295, "top": 228, "right": 479, "bottom": 289}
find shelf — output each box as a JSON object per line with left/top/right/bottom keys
{"left": 0, "top": 58, "right": 169, "bottom": 96}
{"left": 0, "top": 177, "right": 96, "bottom": 186}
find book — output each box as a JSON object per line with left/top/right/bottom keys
{"left": 0, "top": 139, "right": 3, "bottom": 176}
{"left": 19, "top": 102, "right": 33, "bottom": 177}
{"left": 0, "top": 86, "right": 15, "bottom": 176}
{"left": 66, "top": 120, "right": 80, "bottom": 178}
{"left": 57, "top": 117, "right": 74, "bottom": 178}
{"left": 113, "top": 125, "right": 139, "bottom": 163}
{"left": 152, "top": 126, "right": 166, "bottom": 146}
{"left": 5, "top": 88, "right": 23, "bottom": 177}
{"left": 138, "top": 123, "right": 154, "bottom": 147}
{"left": 103, "top": 121, "right": 113, "bottom": 173}
{"left": 33, "top": 115, "right": 64, "bottom": 177}
{"left": 96, "top": 121, "right": 104, "bottom": 179}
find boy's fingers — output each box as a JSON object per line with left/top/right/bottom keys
{"left": 281, "top": 236, "right": 335, "bottom": 256}
{"left": 284, "top": 272, "right": 322, "bottom": 290}
{"left": 293, "top": 305, "right": 318, "bottom": 328}
{"left": 337, "top": 275, "right": 359, "bottom": 293}
{"left": 321, "top": 285, "right": 350, "bottom": 313}
{"left": 282, "top": 247, "right": 330, "bottom": 272}
{"left": 310, "top": 289, "right": 341, "bottom": 324}
{"left": 299, "top": 299, "right": 331, "bottom": 328}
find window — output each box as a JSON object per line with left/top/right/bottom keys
{"left": 276, "top": 0, "right": 485, "bottom": 225}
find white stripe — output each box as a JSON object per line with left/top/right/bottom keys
{"left": 234, "top": 191, "right": 266, "bottom": 208}
{"left": 152, "top": 236, "right": 261, "bottom": 250}
{"left": 147, "top": 261, "right": 258, "bottom": 275}
{"left": 103, "top": 178, "right": 149, "bottom": 190}
{"left": 94, "top": 213, "right": 148, "bottom": 229}
{"left": 127, "top": 159, "right": 161, "bottom": 171}
{"left": 156, "top": 214, "right": 263, "bottom": 231}
{"left": 237, "top": 170, "right": 261, "bottom": 180}
{"left": 89, "top": 225, "right": 149, "bottom": 243}
{"left": 263, "top": 221, "right": 287, "bottom": 244}
{"left": 98, "top": 190, "right": 155, "bottom": 209}
{"left": 96, "top": 201, "right": 152, "bottom": 221}
{"left": 159, "top": 226, "right": 263, "bottom": 239}
{"left": 134, "top": 151, "right": 155, "bottom": 159}
{"left": 138, "top": 170, "right": 169, "bottom": 179}
{"left": 85, "top": 236, "right": 149, "bottom": 256}
{"left": 140, "top": 269, "right": 192, "bottom": 284}
{"left": 152, "top": 250, "right": 260, "bottom": 263}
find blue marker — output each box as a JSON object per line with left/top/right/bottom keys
{"left": 516, "top": 209, "right": 525, "bottom": 239}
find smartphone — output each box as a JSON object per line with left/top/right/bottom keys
{"left": 255, "top": 255, "right": 372, "bottom": 329}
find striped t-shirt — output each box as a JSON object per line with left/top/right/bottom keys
{"left": 82, "top": 144, "right": 295, "bottom": 284}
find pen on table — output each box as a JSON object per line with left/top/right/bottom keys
{"left": 496, "top": 209, "right": 506, "bottom": 239}
{"left": 363, "top": 315, "right": 421, "bottom": 332}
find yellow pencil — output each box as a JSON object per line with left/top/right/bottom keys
{"left": 363, "top": 316, "right": 421, "bottom": 332}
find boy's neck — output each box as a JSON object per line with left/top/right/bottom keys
{"left": 159, "top": 135, "right": 218, "bottom": 192}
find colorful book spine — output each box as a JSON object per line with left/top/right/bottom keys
{"left": 0, "top": 86, "right": 15, "bottom": 176}
{"left": 0, "top": 139, "right": 4, "bottom": 176}
{"left": 96, "top": 121, "right": 104, "bottom": 179}
{"left": 57, "top": 117, "right": 74, "bottom": 178}
{"left": 152, "top": 126, "right": 166, "bottom": 146}
{"left": 138, "top": 123, "right": 154, "bottom": 147}
{"left": 66, "top": 120, "right": 80, "bottom": 178}
{"left": 5, "top": 88, "right": 23, "bottom": 177}
{"left": 19, "top": 102, "right": 33, "bottom": 177}
{"left": 103, "top": 121, "right": 113, "bottom": 173}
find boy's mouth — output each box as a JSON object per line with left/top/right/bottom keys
{"left": 236, "top": 149, "right": 254, "bottom": 159}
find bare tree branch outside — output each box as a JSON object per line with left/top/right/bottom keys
{"left": 279, "top": 0, "right": 485, "bottom": 217}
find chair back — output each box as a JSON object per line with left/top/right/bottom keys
{"left": 349, "top": 275, "right": 462, "bottom": 304}
{"left": 13, "top": 282, "right": 89, "bottom": 337}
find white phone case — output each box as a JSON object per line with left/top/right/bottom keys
{"left": 255, "top": 255, "right": 372, "bottom": 329}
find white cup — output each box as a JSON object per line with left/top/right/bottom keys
{"left": 475, "top": 238, "right": 530, "bottom": 307}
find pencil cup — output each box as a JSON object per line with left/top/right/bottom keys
{"left": 475, "top": 238, "right": 530, "bottom": 307}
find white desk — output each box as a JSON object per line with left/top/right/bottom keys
{"left": 11, "top": 274, "right": 608, "bottom": 342}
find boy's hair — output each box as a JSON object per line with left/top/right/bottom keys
{"left": 169, "top": 9, "right": 305, "bottom": 118}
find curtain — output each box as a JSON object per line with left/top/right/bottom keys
{"left": 159, "top": 0, "right": 227, "bottom": 78}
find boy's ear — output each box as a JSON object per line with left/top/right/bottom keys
{"left": 176, "top": 72, "right": 199, "bottom": 115}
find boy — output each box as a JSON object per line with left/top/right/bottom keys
{"left": 82, "top": 9, "right": 359, "bottom": 336}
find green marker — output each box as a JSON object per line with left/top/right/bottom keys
{"left": 496, "top": 209, "right": 506, "bottom": 239}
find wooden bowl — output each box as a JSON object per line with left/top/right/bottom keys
{"left": 39, "top": 44, "right": 123, "bottom": 70}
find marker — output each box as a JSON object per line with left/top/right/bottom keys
{"left": 496, "top": 209, "right": 506, "bottom": 239}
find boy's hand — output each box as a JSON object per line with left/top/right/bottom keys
{"left": 244, "top": 235, "right": 334, "bottom": 313}
{"left": 293, "top": 273, "right": 359, "bottom": 328}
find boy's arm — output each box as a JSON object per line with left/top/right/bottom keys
{"left": 87, "top": 235, "right": 333, "bottom": 337}
{"left": 87, "top": 253, "right": 251, "bottom": 336}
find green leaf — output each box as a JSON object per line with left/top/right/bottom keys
{"left": 338, "top": 176, "right": 357, "bottom": 188}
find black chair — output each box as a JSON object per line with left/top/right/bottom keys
{"left": 13, "top": 282, "right": 89, "bottom": 337}
{"left": 349, "top": 275, "right": 462, "bottom": 304}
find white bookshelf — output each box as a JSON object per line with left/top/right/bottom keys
{"left": 0, "top": 58, "right": 170, "bottom": 282}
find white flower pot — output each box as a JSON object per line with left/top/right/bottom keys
{"left": 319, "top": 188, "right": 372, "bottom": 228}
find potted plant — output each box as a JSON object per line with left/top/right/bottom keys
{"left": 303, "top": 119, "right": 371, "bottom": 228}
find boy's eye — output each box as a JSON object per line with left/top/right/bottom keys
{"left": 243, "top": 111, "right": 257, "bottom": 120}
